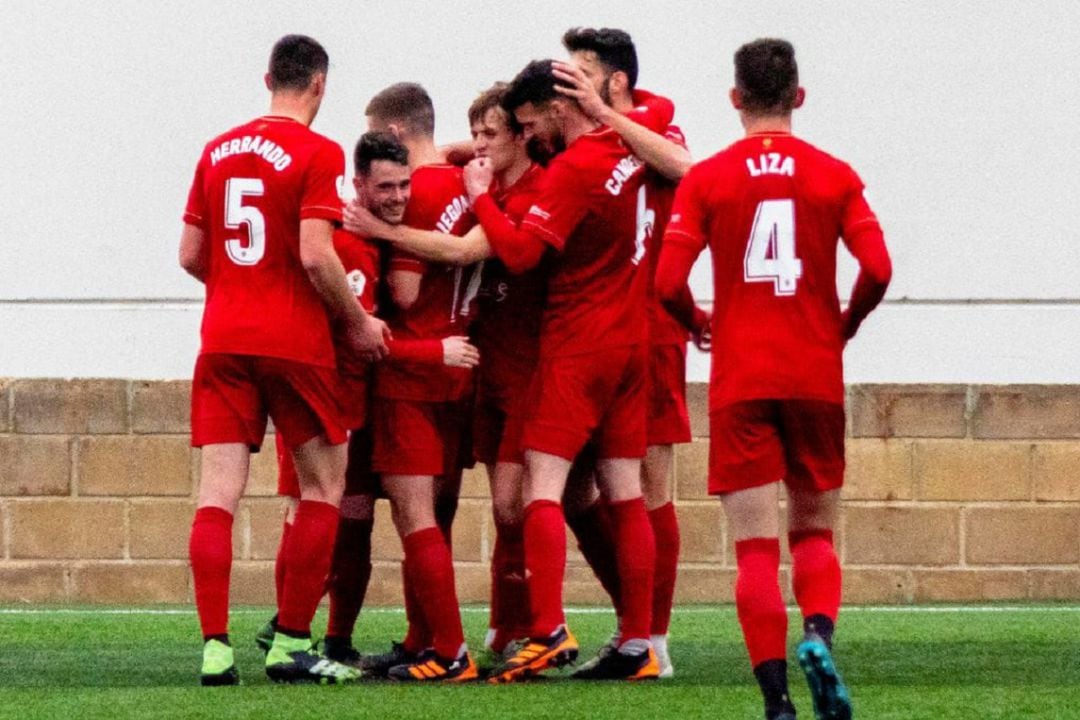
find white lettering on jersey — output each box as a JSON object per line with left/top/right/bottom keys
{"left": 527, "top": 205, "right": 551, "bottom": 221}
{"left": 435, "top": 194, "right": 472, "bottom": 234}
{"left": 746, "top": 153, "right": 795, "bottom": 177}
{"left": 604, "top": 155, "right": 645, "bottom": 196}
{"left": 210, "top": 135, "right": 293, "bottom": 172}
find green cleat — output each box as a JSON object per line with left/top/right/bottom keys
{"left": 200, "top": 638, "right": 239, "bottom": 686}
{"left": 265, "top": 633, "right": 361, "bottom": 684}
{"left": 254, "top": 614, "right": 276, "bottom": 654}
{"left": 797, "top": 633, "right": 853, "bottom": 720}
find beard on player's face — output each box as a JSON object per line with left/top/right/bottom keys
{"left": 525, "top": 133, "right": 566, "bottom": 167}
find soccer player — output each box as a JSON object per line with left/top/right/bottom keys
{"left": 361, "top": 83, "right": 478, "bottom": 682}
{"left": 345, "top": 82, "right": 544, "bottom": 659}
{"left": 657, "top": 39, "right": 892, "bottom": 720}
{"left": 179, "top": 35, "right": 389, "bottom": 685}
{"left": 261, "top": 132, "right": 480, "bottom": 666}
{"left": 553, "top": 26, "right": 711, "bottom": 678}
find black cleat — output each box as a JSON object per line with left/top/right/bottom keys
{"left": 570, "top": 645, "right": 659, "bottom": 680}
{"left": 322, "top": 636, "right": 363, "bottom": 668}
{"left": 359, "top": 641, "right": 428, "bottom": 678}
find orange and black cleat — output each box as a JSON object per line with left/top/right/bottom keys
{"left": 488, "top": 625, "right": 579, "bottom": 684}
{"left": 388, "top": 652, "right": 479, "bottom": 683}
{"left": 571, "top": 645, "right": 660, "bottom": 681}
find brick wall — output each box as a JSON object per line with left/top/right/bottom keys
{"left": 1, "top": 380, "right": 1077, "bottom": 605}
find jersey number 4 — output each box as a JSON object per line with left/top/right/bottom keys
{"left": 224, "top": 177, "right": 266, "bottom": 266}
{"left": 743, "top": 199, "right": 802, "bottom": 296}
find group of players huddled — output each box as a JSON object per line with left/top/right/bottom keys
{"left": 180, "top": 26, "right": 890, "bottom": 720}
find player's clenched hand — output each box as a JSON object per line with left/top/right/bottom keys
{"left": 441, "top": 336, "right": 480, "bottom": 368}
{"left": 464, "top": 158, "right": 494, "bottom": 203}
{"left": 346, "top": 314, "right": 392, "bottom": 361}
{"left": 343, "top": 199, "right": 386, "bottom": 238}
{"left": 692, "top": 307, "right": 713, "bottom": 352}
{"left": 552, "top": 60, "right": 608, "bottom": 122}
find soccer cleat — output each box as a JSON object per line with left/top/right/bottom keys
{"left": 322, "top": 636, "right": 364, "bottom": 669}
{"left": 570, "top": 637, "right": 616, "bottom": 676}
{"left": 652, "top": 634, "right": 674, "bottom": 679}
{"left": 797, "top": 633, "right": 853, "bottom": 720}
{"left": 488, "top": 625, "right": 579, "bottom": 684}
{"left": 254, "top": 615, "right": 276, "bottom": 654}
{"left": 200, "top": 638, "right": 240, "bottom": 686}
{"left": 359, "top": 641, "right": 429, "bottom": 678}
{"left": 265, "top": 633, "right": 361, "bottom": 684}
{"left": 570, "top": 645, "right": 660, "bottom": 681}
{"left": 388, "top": 652, "right": 479, "bottom": 683}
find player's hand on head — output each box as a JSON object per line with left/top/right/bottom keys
{"left": 463, "top": 158, "right": 494, "bottom": 203}
{"left": 441, "top": 335, "right": 480, "bottom": 368}
{"left": 552, "top": 60, "right": 607, "bottom": 122}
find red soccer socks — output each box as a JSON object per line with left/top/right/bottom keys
{"left": 489, "top": 520, "right": 530, "bottom": 650}
{"left": 648, "top": 502, "right": 680, "bottom": 636}
{"left": 325, "top": 517, "right": 375, "bottom": 641}
{"left": 273, "top": 520, "right": 292, "bottom": 609}
{"left": 565, "top": 499, "right": 622, "bottom": 614}
{"left": 789, "top": 528, "right": 841, "bottom": 643}
{"left": 403, "top": 526, "right": 465, "bottom": 660}
{"left": 277, "top": 500, "right": 340, "bottom": 636}
{"left": 190, "top": 506, "right": 234, "bottom": 639}
{"left": 524, "top": 499, "right": 567, "bottom": 637}
{"left": 735, "top": 537, "right": 788, "bottom": 667}
{"left": 608, "top": 497, "right": 656, "bottom": 642}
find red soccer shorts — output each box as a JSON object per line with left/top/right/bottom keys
{"left": 371, "top": 397, "right": 472, "bottom": 476}
{"left": 707, "top": 399, "right": 845, "bottom": 495}
{"left": 646, "top": 342, "right": 691, "bottom": 446}
{"left": 276, "top": 424, "right": 381, "bottom": 499}
{"left": 522, "top": 344, "right": 647, "bottom": 462}
{"left": 190, "top": 353, "right": 346, "bottom": 451}
{"left": 473, "top": 389, "right": 528, "bottom": 467}
{"left": 336, "top": 371, "right": 370, "bottom": 433}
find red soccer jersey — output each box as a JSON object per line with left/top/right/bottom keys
{"left": 183, "top": 115, "right": 344, "bottom": 368}
{"left": 473, "top": 163, "right": 547, "bottom": 403}
{"left": 645, "top": 124, "right": 692, "bottom": 347}
{"left": 332, "top": 228, "right": 380, "bottom": 374}
{"left": 374, "top": 164, "right": 478, "bottom": 401}
{"left": 521, "top": 122, "right": 661, "bottom": 357}
{"left": 664, "top": 132, "right": 881, "bottom": 407}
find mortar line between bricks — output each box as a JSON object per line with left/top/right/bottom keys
{"left": 122, "top": 500, "right": 131, "bottom": 561}
{"left": 69, "top": 436, "right": 79, "bottom": 497}
{"left": 2, "top": 500, "right": 9, "bottom": 560}
{"left": 964, "top": 385, "right": 977, "bottom": 439}
{"left": 124, "top": 379, "right": 134, "bottom": 435}
{"left": 958, "top": 505, "right": 968, "bottom": 568}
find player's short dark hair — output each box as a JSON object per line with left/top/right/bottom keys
{"left": 365, "top": 82, "right": 435, "bottom": 137}
{"left": 734, "top": 38, "right": 799, "bottom": 114}
{"left": 267, "top": 34, "right": 329, "bottom": 92}
{"left": 562, "top": 27, "right": 638, "bottom": 89}
{"left": 502, "top": 60, "right": 560, "bottom": 116}
{"left": 468, "top": 82, "right": 520, "bottom": 134}
{"left": 354, "top": 132, "right": 409, "bottom": 176}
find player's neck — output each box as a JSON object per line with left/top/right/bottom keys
{"left": 268, "top": 93, "right": 317, "bottom": 127}
{"left": 405, "top": 137, "right": 443, "bottom": 169}
{"left": 496, "top": 155, "right": 532, "bottom": 190}
{"left": 740, "top": 112, "right": 793, "bottom": 135}
{"left": 563, "top": 111, "right": 601, "bottom": 146}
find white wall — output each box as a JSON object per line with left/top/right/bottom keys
{"left": 2, "top": 0, "right": 1078, "bottom": 380}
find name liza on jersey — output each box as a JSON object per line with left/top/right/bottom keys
{"left": 210, "top": 135, "right": 292, "bottom": 171}
{"left": 747, "top": 152, "right": 795, "bottom": 177}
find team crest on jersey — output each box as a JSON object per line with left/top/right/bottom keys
{"left": 346, "top": 269, "right": 367, "bottom": 297}
{"left": 527, "top": 205, "right": 551, "bottom": 220}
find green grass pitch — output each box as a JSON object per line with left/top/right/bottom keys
{"left": 1, "top": 604, "right": 1076, "bottom": 719}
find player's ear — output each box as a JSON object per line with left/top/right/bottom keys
{"left": 729, "top": 87, "right": 743, "bottom": 110}
{"left": 352, "top": 176, "right": 364, "bottom": 196}
{"left": 264, "top": 72, "right": 274, "bottom": 92}
{"left": 387, "top": 123, "right": 403, "bottom": 140}
{"left": 609, "top": 70, "right": 629, "bottom": 97}
{"left": 310, "top": 72, "right": 326, "bottom": 99}
{"left": 793, "top": 87, "right": 806, "bottom": 109}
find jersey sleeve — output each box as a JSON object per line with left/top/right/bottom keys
{"left": 182, "top": 156, "right": 208, "bottom": 229}
{"left": 839, "top": 167, "right": 881, "bottom": 239}
{"left": 300, "top": 139, "right": 345, "bottom": 223}
{"left": 663, "top": 165, "right": 709, "bottom": 251}
{"left": 518, "top": 157, "right": 589, "bottom": 252}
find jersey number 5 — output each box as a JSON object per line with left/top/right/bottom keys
{"left": 224, "top": 177, "right": 266, "bottom": 266}
{"left": 744, "top": 198, "right": 802, "bottom": 296}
